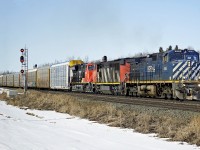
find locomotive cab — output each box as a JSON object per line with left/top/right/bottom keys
{"left": 164, "top": 49, "right": 200, "bottom": 100}
{"left": 83, "top": 63, "right": 97, "bottom": 83}
{"left": 165, "top": 49, "right": 200, "bottom": 81}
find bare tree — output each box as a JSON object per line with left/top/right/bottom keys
{"left": 0, "top": 70, "right": 15, "bottom": 75}
{"left": 133, "top": 52, "right": 149, "bottom": 57}
{"left": 175, "top": 45, "right": 179, "bottom": 50}
{"left": 187, "top": 46, "right": 194, "bottom": 50}
{"left": 66, "top": 56, "right": 75, "bottom": 61}
{"left": 83, "top": 56, "right": 89, "bottom": 63}
{"left": 38, "top": 63, "right": 51, "bottom": 68}
{"left": 159, "top": 47, "right": 164, "bottom": 53}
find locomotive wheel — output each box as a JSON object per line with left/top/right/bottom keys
{"left": 125, "top": 89, "right": 130, "bottom": 96}
{"left": 164, "top": 94, "right": 173, "bottom": 100}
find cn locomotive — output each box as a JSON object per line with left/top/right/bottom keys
{"left": 1, "top": 47, "right": 200, "bottom": 100}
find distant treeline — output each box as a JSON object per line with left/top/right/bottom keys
{"left": 0, "top": 71, "right": 15, "bottom": 75}
{"left": 1, "top": 45, "right": 200, "bottom": 73}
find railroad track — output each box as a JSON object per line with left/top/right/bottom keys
{"left": 44, "top": 90, "right": 200, "bottom": 113}
{"left": 4, "top": 88, "right": 200, "bottom": 113}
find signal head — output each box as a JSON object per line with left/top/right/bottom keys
{"left": 20, "top": 69, "right": 24, "bottom": 74}
{"left": 20, "top": 56, "right": 24, "bottom": 63}
{"left": 20, "top": 49, "right": 24, "bottom": 53}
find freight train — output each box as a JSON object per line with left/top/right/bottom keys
{"left": 1, "top": 47, "right": 200, "bottom": 100}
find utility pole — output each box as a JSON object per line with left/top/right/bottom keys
{"left": 20, "top": 47, "right": 28, "bottom": 94}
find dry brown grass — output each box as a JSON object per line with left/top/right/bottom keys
{"left": 174, "top": 116, "right": 200, "bottom": 145}
{"left": 1, "top": 89, "right": 200, "bottom": 146}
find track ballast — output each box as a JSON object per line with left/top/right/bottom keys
{"left": 43, "top": 90, "right": 200, "bottom": 113}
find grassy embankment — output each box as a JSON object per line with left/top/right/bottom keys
{"left": 0, "top": 89, "right": 200, "bottom": 146}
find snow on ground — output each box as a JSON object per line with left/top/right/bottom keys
{"left": 0, "top": 101, "right": 199, "bottom": 150}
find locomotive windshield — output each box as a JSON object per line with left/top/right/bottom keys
{"left": 88, "top": 65, "right": 95, "bottom": 70}
{"left": 185, "top": 50, "right": 199, "bottom": 61}
{"left": 167, "top": 49, "right": 199, "bottom": 62}
{"left": 169, "top": 52, "right": 184, "bottom": 61}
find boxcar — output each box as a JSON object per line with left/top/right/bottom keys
{"left": 37, "top": 66, "right": 50, "bottom": 89}
{"left": 50, "top": 62, "right": 70, "bottom": 90}
{"left": 3, "top": 75, "right": 7, "bottom": 86}
{"left": 6, "top": 74, "right": 14, "bottom": 87}
{"left": 20, "top": 73, "right": 24, "bottom": 88}
{"left": 28, "top": 69, "right": 37, "bottom": 88}
{"left": 0, "top": 75, "right": 3, "bottom": 87}
{"left": 14, "top": 73, "right": 20, "bottom": 87}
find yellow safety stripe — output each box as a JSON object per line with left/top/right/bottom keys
{"left": 126, "top": 80, "right": 199, "bottom": 84}
{"left": 72, "top": 80, "right": 199, "bottom": 85}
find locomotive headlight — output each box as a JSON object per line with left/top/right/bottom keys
{"left": 183, "top": 84, "right": 186, "bottom": 87}
{"left": 198, "top": 84, "right": 200, "bottom": 87}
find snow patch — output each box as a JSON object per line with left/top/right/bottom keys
{"left": 0, "top": 101, "right": 199, "bottom": 150}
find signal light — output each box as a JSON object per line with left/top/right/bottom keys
{"left": 20, "top": 49, "right": 24, "bottom": 53}
{"left": 20, "top": 56, "right": 24, "bottom": 63}
{"left": 20, "top": 69, "right": 24, "bottom": 74}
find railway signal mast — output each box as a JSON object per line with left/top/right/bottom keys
{"left": 20, "top": 47, "right": 28, "bottom": 94}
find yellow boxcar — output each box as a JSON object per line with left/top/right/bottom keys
{"left": 6, "top": 74, "right": 14, "bottom": 87}
{"left": 20, "top": 73, "right": 24, "bottom": 88}
{"left": 37, "top": 66, "right": 50, "bottom": 88}
{"left": 28, "top": 69, "right": 37, "bottom": 88}
{"left": 14, "top": 73, "right": 20, "bottom": 87}
{"left": 0, "top": 75, "right": 3, "bottom": 87}
{"left": 3, "top": 75, "right": 7, "bottom": 86}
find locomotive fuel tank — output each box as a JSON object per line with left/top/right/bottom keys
{"left": 138, "top": 85, "right": 157, "bottom": 97}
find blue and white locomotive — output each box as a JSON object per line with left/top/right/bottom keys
{"left": 127, "top": 47, "right": 200, "bottom": 100}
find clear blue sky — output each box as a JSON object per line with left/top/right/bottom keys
{"left": 1, "top": 0, "right": 200, "bottom": 72}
